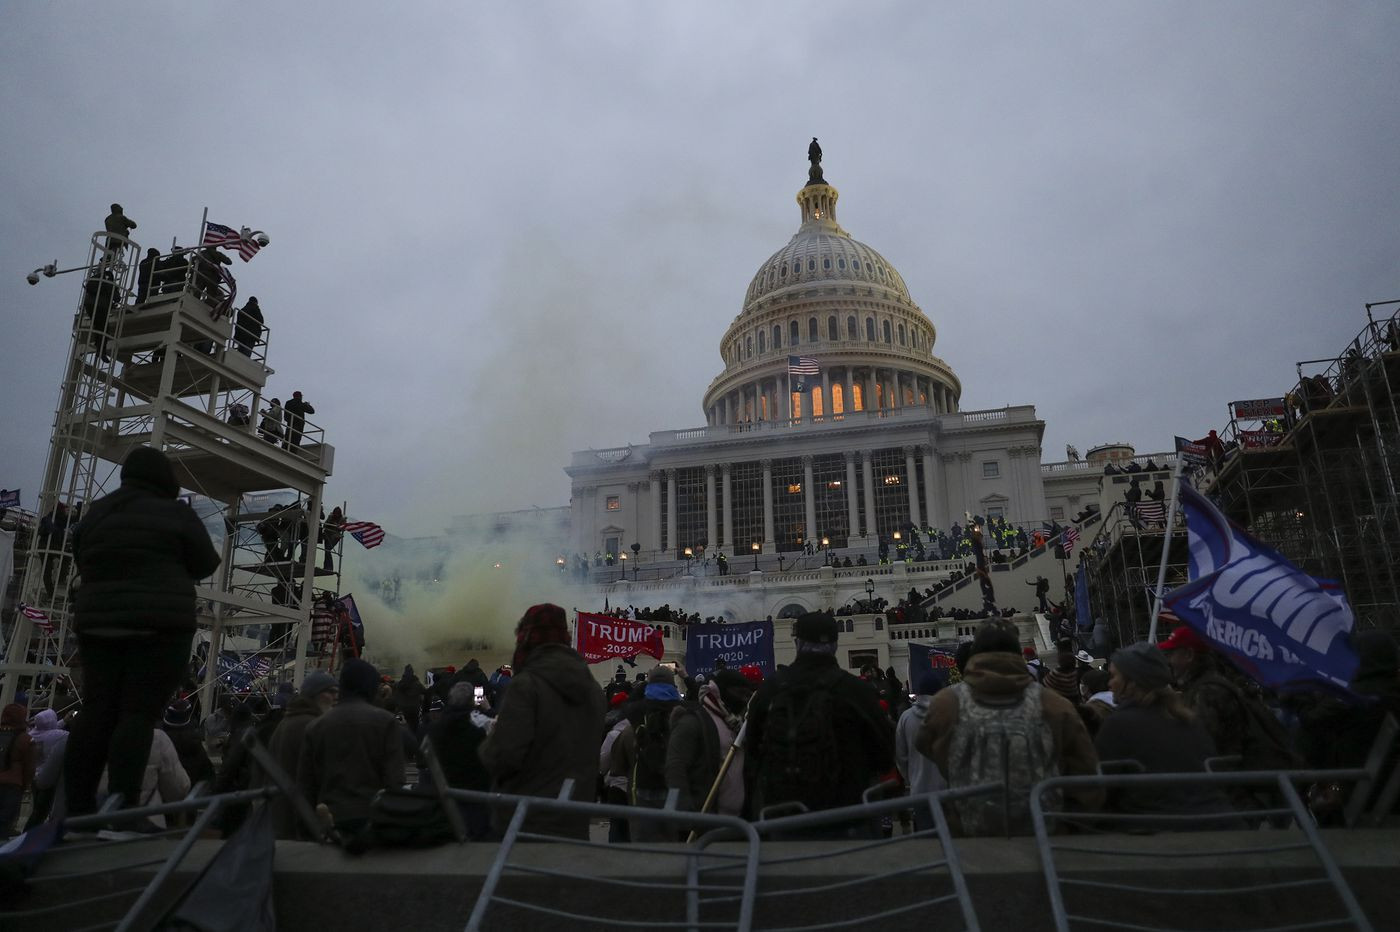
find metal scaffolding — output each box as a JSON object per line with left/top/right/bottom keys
{"left": 0, "top": 225, "right": 337, "bottom": 709}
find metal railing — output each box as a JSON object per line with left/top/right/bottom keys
{"left": 0, "top": 730, "right": 330, "bottom": 932}
{"left": 1029, "top": 767, "right": 1385, "bottom": 932}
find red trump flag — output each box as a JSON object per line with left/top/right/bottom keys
{"left": 576, "top": 611, "right": 665, "bottom": 665}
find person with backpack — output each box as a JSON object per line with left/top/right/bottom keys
{"left": 610, "top": 665, "right": 684, "bottom": 842}
{"left": 744, "top": 612, "right": 894, "bottom": 837}
{"left": 665, "top": 669, "right": 755, "bottom": 823}
{"left": 915, "top": 619, "right": 1101, "bottom": 836}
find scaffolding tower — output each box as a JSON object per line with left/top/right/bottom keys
{"left": 1202, "top": 305, "right": 1400, "bottom": 630}
{"left": 0, "top": 225, "right": 338, "bottom": 710}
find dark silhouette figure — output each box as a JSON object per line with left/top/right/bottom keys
{"left": 195, "top": 247, "right": 232, "bottom": 306}
{"left": 136, "top": 248, "right": 159, "bottom": 304}
{"left": 103, "top": 203, "right": 137, "bottom": 252}
{"left": 82, "top": 267, "right": 119, "bottom": 358}
{"left": 154, "top": 248, "right": 190, "bottom": 296}
{"left": 234, "top": 296, "right": 264, "bottom": 357}
{"left": 807, "top": 137, "right": 825, "bottom": 184}
{"left": 284, "top": 391, "right": 315, "bottom": 448}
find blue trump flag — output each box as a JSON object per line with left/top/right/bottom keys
{"left": 1074, "top": 564, "right": 1092, "bottom": 631}
{"left": 906, "top": 641, "right": 960, "bottom": 690}
{"left": 0, "top": 489, "right": 19, "bottom": 509}
{"left": 685, "top": 620, "right": 774, "bottom": 679}
{"left": 1163, "top": 483, "right": 1359, "bottom": 693}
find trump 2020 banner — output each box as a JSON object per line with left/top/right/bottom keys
{"left": 685, "top": 620, "right": 775, "bottom": 679}
{"left": 906, "top": 641, "right": 961, "bottom": 688}
{"left": 1163, "top": 483, "right": 1359, "bottom": 693}
{"left": 576, "top": 611, "right": 665, "bottom": 665}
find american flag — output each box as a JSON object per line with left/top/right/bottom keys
{"left": 342, "top": 520, "right": 386, "bottom": 549}
{"left": 1131, "top": 501, "right": 1167, "bottom": 525}
{"left": 788, "top": 355, "right": 819, "bottom": 391}
{"left": 202, "top": 221, "right": 263, "bottom": 262}
{"left": 213, "top": 265, "right": 237, "bottom": 319}
{"left": 1062, "top": 525, "right": 1080, "bottom": 556}
{"left": 19, "top": 603, "right": 55, "bottom": 635}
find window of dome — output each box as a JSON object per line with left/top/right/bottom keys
{"left": 807, "top": 259, "right": 815, "bottom": 272}
{"left": 789, "top": 320, "right": 799, "bottom": 345}
{"left": 746, "top": 336, "right": 752, "bottom": 357}
{"left": 827, "top": 316, "right": 838, "bottom": 341}
{"left": 758, "top": 331, "right": 766, "bottom": 354}
{"left": 898, "top": 323, "right": 906, "bottom": 345}
{"left": 865, "top": 318, "right": 875, "bottom": 341}
{"left": 808, "top": 317, "right": 817, "bottom": 342}
{"left": 847, "top": 316, "right": 857, "bottom": 340}
{"left": 772, "top": 325, "right": 781, "bottom": 350}
{"left": 882, "top": 320, "right": 892, "bottom": 343}
{"left": 823, "top": 258, "right": 831, "bottom": 271}
{"left": 780, "top": 265, "right": 787, "bottom": 279}
{"left": 852, "top": 259, "right": 861, "bottom": 271}
{"left": 878, "top": 266, "right": 886, "bottom": 277}
{"left": 838, "top": 258, "right": 846, "bottom": 270}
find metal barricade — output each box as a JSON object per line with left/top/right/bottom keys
{"left": 1, "top": 730, "right": 329, "bottom": 932}
{"left": 688, "top": 783, "right": 1002, "bottom": 932}
{"left": 1030, "top": 769, "right": 1379, "bottom": 932}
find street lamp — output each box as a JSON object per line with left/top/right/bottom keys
{"left": 865, "top": 577, "right": 876, "bottom": 611}
{"left": 619, "top": 552, "right": 628, "bottom": 580}
{"left": 630, "top": 542, "right": 641, "bottom": 580}
{"left": 555, "top": 556, "right": 566, "bottom": 573}
{"left": 821, "top": 535, "right": 830, "bottom": 566}
{"left": 752, "top": 541, "right": 760, "bottom": 571}
{"left": 683, "top": 546, "right": 693, "bottom": 576}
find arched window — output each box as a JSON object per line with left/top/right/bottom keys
{"left": 866, "top": 318, "right": 876, "bottom": 341}
{"left": 898, "top": 323, "right": 906, "bottom": 345}
{"left": 847, "top": 316, "right": 858, "bottom": 340}
{"left": 882, "top": 320, "right": 892, "bottom": 343}
{"left": 807, "top": 259, "right": 816, "bottom": 272}
{"left": 852, "top": 381, "right": 864, "bottom": 411}
{"left": 746, "top": 336, "right": 752, "bottom": 357}
{"left": 758, "top": 330, "right": 766, "bottom": 354}
{"left": 775, "top": 324, "right": 784, "bottom": 349}
{"left": 790, "top": 320, "right": 799, "bottom": 345}
{"left": 808, "top": 317, "right": 818, "bottom": 342}
{"left": 831, "top": 382, "right": 844, "bottom": 415}
{"left": 780, "top": 264, "right": 787, "bottom": 279}
{"left": 822, "top": 258, "right": 831, "bottom": 271}
{"left": 827, "top": 316, "right": 838, "bottom": 341}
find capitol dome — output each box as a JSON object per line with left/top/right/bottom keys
{"left": 703, "top": 152, "right": 960, "bottom": 426}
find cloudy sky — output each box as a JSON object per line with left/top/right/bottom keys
{"left": 4, "top": 2, "right": 1398, "bottom": 540}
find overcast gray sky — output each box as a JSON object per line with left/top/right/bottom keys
{"left": 4, "top": 1, "right": 1398, "bottom": 539}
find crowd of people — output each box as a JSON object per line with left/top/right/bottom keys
{"left": 3, "top": 444, "right": 1395, "bottom": 849}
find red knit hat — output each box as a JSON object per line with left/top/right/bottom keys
{"left": 513, "top": 603, "right": 570, "bottom": 669}
{"left": 609, "top": 691, "right": 629, "bottom": 708}
{"left": 738, "top": 663, "right": 764, "bottom": 684}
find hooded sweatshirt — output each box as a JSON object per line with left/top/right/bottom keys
{"left": 479, "top": 642, "right": 606, "bottom": 839}
{"left": 895, "top": 695, "right": 946, "bottom": 796}
{"left": 27, "top": 709, "right": 66, "bottom": 771}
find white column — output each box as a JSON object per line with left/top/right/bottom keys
{"left": 844, "top": 451, "right": 859, "bottom": 542}
{"left": 866, "top": 369, "right": 877, "bottom": 412}
{"left": 665, "top": 468, "right": 678, "bottom": 557}
{"left": 721, "top": 463, "right": 733, "bottom": 550}
{"left": 761, "top": 458, "right": 775, "bottom": 548}
{"left": 862, "top": 449, "right": 877, "bottom": 538}
{"left": 904, "top": 445, "right": 921, "bottom": 526}
{"left": 894, "top": 371, "right": 902, "bottom": 409}
{"left": 922, "top": 445, "right": 938, "bottom": 531}
{"left": 705, "top": 464, "right": 717, "bottom": 549}
{"left": 802, "top": 454, "right": 817, "bottom": 545}
{"left": 649, "top": 472, "right": 662, "bottom": 552}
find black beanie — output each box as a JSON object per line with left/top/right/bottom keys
{"left": 339, "top": 658, "right": 380, "bottom": 701}
{"left": 121, "top": 446, "right": 180, "bottom": 498}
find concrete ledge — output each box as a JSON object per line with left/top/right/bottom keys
{"left": 12, "top": 830, "right": 1400, "bottom": 931}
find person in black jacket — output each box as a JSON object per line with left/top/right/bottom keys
{"left": 426, "top": 682, "right": 492, "bottom": 839}
{"left": 63, "top": 447, "right": 220, "bottom": 818}
{"left": 233, "top": 296, "right": 264, "bottom": 357}
{"left": 744, "top": 611, "right": 894, "bottom": 837}
{"left": 283, "top": 391, "right": 315, "bottom": 449}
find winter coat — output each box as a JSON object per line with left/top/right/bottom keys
{"left": 27, "top": 709, "right": 66, "bottom": 773}
{"left": 297, "top": 695, "right": 405, "bottom": 826}
{"left": 479, "top": 643, "right": 606, "bottom": 839}
{"left": 894, "top": 696, "right": 946, "bottom": 797}
{"left": 743, "top": 652, "right": 895, "bottom": 813}
{"left": 1094, "top": 702, "right": 1239, "bottom": 824}
{"left": 427, "top": 706, "right": 491, "bottom": 792}
{"left": 0, "top": 704, "right": 35, "bottom": 789}
{"left": 266, "top": 694, "right": 324, "bottom": 838}
{"left": 915, "top": 651, "right": 1102, "bottom": 809}
{"left": 71, "top": 451, "right": 220, "bottom": 634}
{"left": 96, "top": 728, "right": 189, "bottom": 828}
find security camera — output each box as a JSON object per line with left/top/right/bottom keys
{"left": 253, "top": 232, "right": 270, "bottom": 247}
{"left": 27, "top": 271, "right": 40, "bottom": 285}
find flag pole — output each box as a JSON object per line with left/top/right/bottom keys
{"left": 1147, "top": 458, "right": 1186, "bottom": 642}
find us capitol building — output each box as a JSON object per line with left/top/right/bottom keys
{"left": 569, "top": 145, "right": 1073, "bottom": 568}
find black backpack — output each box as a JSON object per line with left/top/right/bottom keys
{"left": 0, "top": 731, "right": 15, "bottom": 771}
{"left": 631, "top": 701, "right": 677, "bottom": 793}
{"left": 758, "top": 670, "right": 844, "bottom": 812}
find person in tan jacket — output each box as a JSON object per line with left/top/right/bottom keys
{"left": 915, "top": 619, "right": 1102, "bottom": 835}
